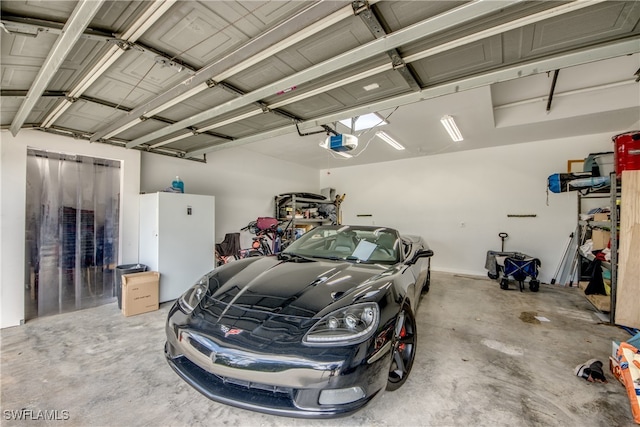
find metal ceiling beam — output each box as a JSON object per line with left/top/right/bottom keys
{"left": 126, "top": 0, "right": 520, "bottom": 149}
{"left": 40, "top": 0, "right": 177, "bottom": 129}
{"left": 92, "top": 1, "right": 354, "bottom": 143}
{"left": 1, "top": 15, "right": 195, "bottom": 73}
{"left": 179, "top": 0, "right": 612, "bottom": 141}
{"left": 1, "top": 15, "right": 113, "bottom": 42}
{"left": 353, "top": 1, "right": 421, "bottom": 91}
{"left": 186, "top": 38, "right": 640, "bottom": 158}
{"left": 8, "top": 0, "right": 105, "bottom": 136}
{"left": 1, "top": 90, "right": 66, "bottom": 98}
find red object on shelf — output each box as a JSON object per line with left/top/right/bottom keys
{"left": 613, "top": 131, "right": 640, "bottom": 175}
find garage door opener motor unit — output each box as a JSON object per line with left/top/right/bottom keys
{"left": 323, "top": 134, "right": 358, "bottom": 152}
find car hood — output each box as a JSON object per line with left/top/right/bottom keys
{"left": 206, "top": 257, "right": 393, "bottom": 319}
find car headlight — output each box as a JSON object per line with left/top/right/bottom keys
{"left": 304, "top": 303, "right": 379, "bottom": 345}
{"left": 177, "top": 273, "right": 211, "bottom": 314}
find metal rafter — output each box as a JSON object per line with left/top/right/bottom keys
{"left": 92, "top": 1, "right": 355, "bottom": 143}
{"left": 126, "top": 0, "right": 522, "bottom": 149}
{"left": 0, "top": 16, "right": 197, "bottom": 75}
{"left": 186, "top": 38, "right": 640, "bottom": 158}
{"left": 39, "top": 0, "right": 177, "bottom": 129}
{"left": 353, "top": 1, "right": 421, "bottom": 91}
{"left": 167, "top": 0, "right": 611, "bottom": 150}
{"left": 9, "top": 0, "right": 105, "bottom": 136}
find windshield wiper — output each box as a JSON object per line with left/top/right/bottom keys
{"left": 310, "top": 254, "right": 361, "bottom": 263}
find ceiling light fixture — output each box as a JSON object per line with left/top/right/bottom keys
{"left": 376, "top": 131, "right": 405, "bottom": 150}
{"left": 440, "top": 115, "right": 463, "bottom": 142}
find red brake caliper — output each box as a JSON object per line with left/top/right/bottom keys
{"left": 398, "top": 325, "right": 406, "bottom": 352}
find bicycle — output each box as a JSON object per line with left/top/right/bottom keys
{"left": 215, "top": 217, "right": 290, "bottom": 266}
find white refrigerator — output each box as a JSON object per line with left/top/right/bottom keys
{"left": 139, "top": 192, "right": 215, "bottom": 302}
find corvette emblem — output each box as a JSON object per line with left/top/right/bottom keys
{"left": 220, "top": 325, "right": 243, "bottom": 337}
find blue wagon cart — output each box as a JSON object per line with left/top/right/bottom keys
{"left": 485, "top": 251, "right": 541, "bottom": 292}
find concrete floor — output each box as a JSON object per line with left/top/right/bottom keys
{"left": 0, "top": 272, "right": 634, "bottom": 426}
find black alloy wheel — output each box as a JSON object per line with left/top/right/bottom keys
{"left": 386, "top": 307, "right": 417, "bottom": 391}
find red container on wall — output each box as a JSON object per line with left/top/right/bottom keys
{"left": 613, "top": 131, "right": 640, "bottom": 175}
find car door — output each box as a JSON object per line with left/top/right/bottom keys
{"left": 403, "top": 237, "right": 429, "bottom": 306}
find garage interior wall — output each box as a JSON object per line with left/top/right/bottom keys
{"left": 0, "top": 128, "right": 629, "bottom": 328}
{"left": 138, "top": 148, "right": 320, "bottom": 248}
{"left": 0, "top": 131, "right": 320, "bottom": 328}
{"left": 320, "top": 132, "right": 620, "bottom": 284}
{"left": 1, "top": 130, "right": 141, "bottom": 328}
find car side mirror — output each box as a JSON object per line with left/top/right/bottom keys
{"left": 406, "top": 249, "right": 434, "bottom": 265}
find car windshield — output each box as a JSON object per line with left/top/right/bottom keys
{"left": 283, "top": 225, "right": 400, "bottom": 264}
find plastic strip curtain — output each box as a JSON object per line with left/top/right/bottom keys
{"left": 25, "top": 149, "right": 120, "bottom": 319}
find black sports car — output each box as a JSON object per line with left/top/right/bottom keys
{"left": 165, "top": 225, "right": 433, "bottom": 418}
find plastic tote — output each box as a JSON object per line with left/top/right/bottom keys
{"left": 115, "top": 264, "right": 148, "bottom": 309}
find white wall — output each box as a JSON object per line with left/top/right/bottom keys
{"left": 320, "top": 133, "right": 616, "bottom": 283}
{"left": 0, "top": 128, "right": 620, "bottom": 328}
{"left": 0, "top": 130, "right": 141, "bottom": 328}
{"left": 140, "top": 148, "right": 320, "bottom": 247}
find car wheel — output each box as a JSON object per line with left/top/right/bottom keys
{"left": 421, "top": 268, "right": 431, "bottom": 294}
{"left": 387, "top": 306, "right": 417, "bottom": 391}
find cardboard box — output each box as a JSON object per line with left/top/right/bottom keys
{"left": 122, "top": 271, "right": 159, "bottom": 317}
{"left": 593, "top": 213, "right": 610, "bottom": 221}
{"left": 591, "top": 229, "right": 611, "bottom": 250}
{"left": 578, "top": 281, "right": 611, "bottom": 312}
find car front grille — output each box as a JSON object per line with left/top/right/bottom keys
{"left": 216, "top": 374, "right": 294, "bottom": 396}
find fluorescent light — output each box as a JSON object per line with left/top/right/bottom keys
{"left": 376, "top": 131, "right": 405, "bottom": 150}
{"left": 440, "top": 115, "right": 463, "bottom": 142}
{"left": 339, "top": 113, "right": 387, "bottom": 131}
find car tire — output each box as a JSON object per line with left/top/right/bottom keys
{"left": 421, "top": 268, "right": 431, "bottom": 294}
{"left": 386, "top": 306, "right": 417, "bottom": 391}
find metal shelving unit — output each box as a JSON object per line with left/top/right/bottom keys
{"left": 576, "top": 172, "right": 619, "bottom": 321}
{"left": 274, "top": 194, "right": 343, "bottom": 239}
